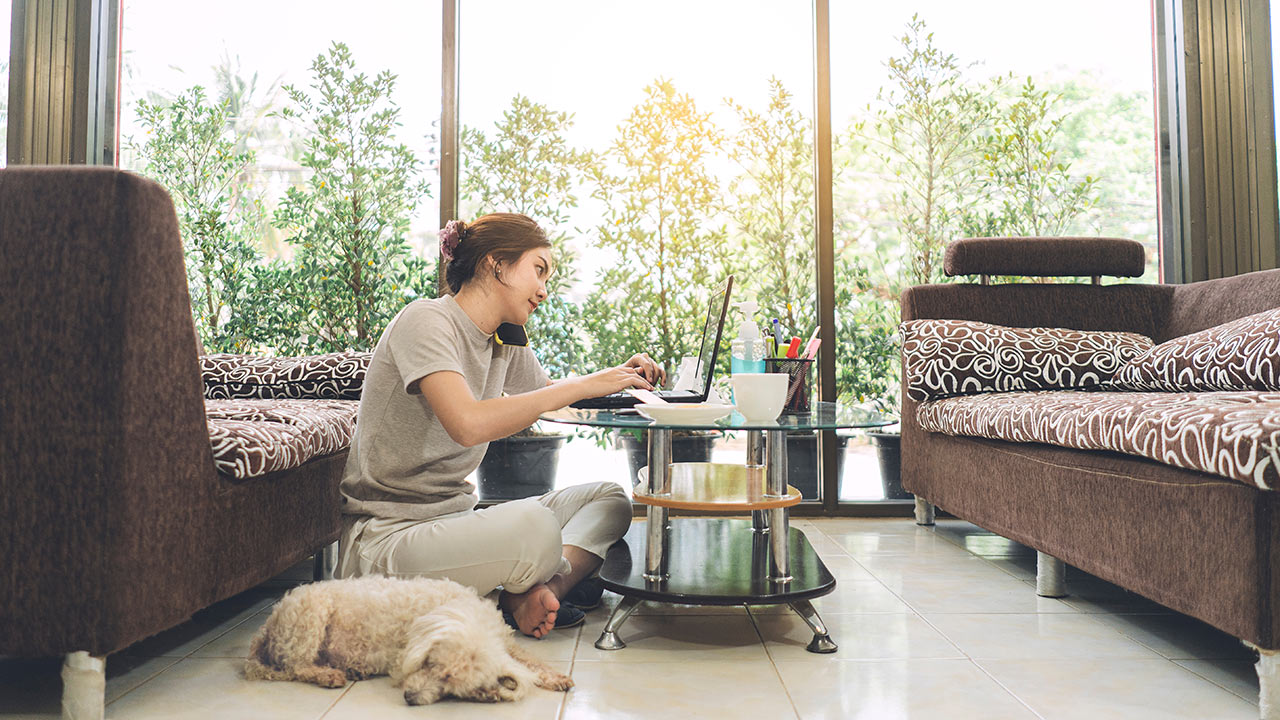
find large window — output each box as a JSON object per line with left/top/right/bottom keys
{"left": 459, "top": 0, "right": 821, "bottom": 501}
{"left": 120, "top": 0, "right": 442, "bottom": 355}
{"left": 831, "top": 2, "right": 1159, "bottom": 500}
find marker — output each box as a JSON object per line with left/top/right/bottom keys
{"left": 765, "top": 336, "right": 777, "bottom": 358}
{"left": 803, "top": 325, "right": 821, "bottom": 352}
{"left": 785, "top": 336, "right": 802, "bottom": 359}
{"left": 802, "top": 338, "right": 821, "bottom": 360}
{"left": 771, "top": 318, "right": 784, "bottom": 346}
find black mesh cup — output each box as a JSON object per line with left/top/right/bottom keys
{"left": 765, "top": 357, "right": 814, "bottom": 413}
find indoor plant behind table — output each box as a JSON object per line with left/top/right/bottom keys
{"left": 477, "top": 424, "right": 570, "bottom": 500}
{"left": 615, "top": 429, "right": 718, "bottom": 487}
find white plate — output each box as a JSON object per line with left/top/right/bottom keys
{"left": 634, "top": 403, "right": 735, "bottom": 425}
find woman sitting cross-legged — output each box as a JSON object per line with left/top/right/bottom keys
{"left": 336, "top": 212, "right": 663, "bottom": 639}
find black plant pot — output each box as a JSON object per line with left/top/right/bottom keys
{"left": 477, "top": 434, "right": 568, "bottom": 500}
{"left": 618, "top": 432, "right": 717, "bottom": 486}
{"left": 867, "top": 431, "right": 910, "bottom": 499}
{"left": 785, "top": 433, "right": 849, "bottom": 500}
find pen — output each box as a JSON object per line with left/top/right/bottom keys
{"left": 771, "top": 318, "right": 784, "bottom": 347}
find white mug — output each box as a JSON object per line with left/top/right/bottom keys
{"left": 731, "top": 373, "right": 788, "bottom": 422}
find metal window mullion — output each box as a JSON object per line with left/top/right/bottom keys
{"left": 811, "top": 0, "right": 836, "bottom": 513}
{"left": 439, "top": 0, "right": 459, "bottom": 296}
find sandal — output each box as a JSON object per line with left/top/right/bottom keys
{"left": 562, "top": 576, "right": 604, "bottom": 611}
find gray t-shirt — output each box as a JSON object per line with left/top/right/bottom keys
{"left": 339, "top": 295, "right": 549, "bottom": 521}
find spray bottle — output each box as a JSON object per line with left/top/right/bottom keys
{"left": 730, "top": 295, "right": 766, "bottom": 375}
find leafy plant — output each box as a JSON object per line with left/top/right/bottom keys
{"left": 961, "top": 78, "right": 1098, "bottom": 239}
{"left": 460, "top": 95, "right": 597, "bottom": 376}
{"left": 724, "top": 77, "right": 815, "bottom": 336}
{"left": 271, "top": 42, "right": 433, "bottom": 353}
{"left": 129, "top": 85, "right": 266, "bottom": 352}
{"left": 583, "top": 79, "right": 731, "bottom": 375}
{"left": 864, "top": 15, "right": 997, "bottom": 289}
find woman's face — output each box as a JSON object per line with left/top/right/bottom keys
{"left": 494, "top": 247, "right": 553, "bottom": 325}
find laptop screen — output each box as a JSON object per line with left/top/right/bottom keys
{"left": 692, "top": 276, "right": 734, "bottom": 396}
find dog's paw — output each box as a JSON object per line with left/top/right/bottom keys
{"left": 312, "top": 667, "right": 349, "bottom": 688}
{"left": 536, "top": 671, "right": 574, "bottom": 692}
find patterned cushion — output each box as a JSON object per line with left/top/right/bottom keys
{"left": 1112, "top": 307, "right": 1280, "bottom": 392}
{"left": 202, "top": 352, "right": 371, "bottom": 400}
{"left": 206, "top": 399, "right": 359, "bottom": 479}
{"left": 917, "top": 390, "right": 1280, "bottom": 489}
{"left": 900, "top": 319, "right": 1153, "bottom": 402}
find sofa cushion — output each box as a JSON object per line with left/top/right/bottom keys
{"left": 202, "top": 352, "right": 371, "bottom": 400}
{"left": 917, "top": 390, "right": 1280, "bottom": 489}
{"left": 1112, "top": 307, "right": 1280, "bottom": 392}
{"left": 900, "top": 319, "right": 1153, "bottom": 402}
{"left": 206, "top": 399, "right": 359, "bottom": 479}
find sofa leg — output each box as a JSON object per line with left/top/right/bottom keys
{"left": 313, "top": 540, "right": 338, "bottom": 582}
{"left": 1035, "top": 551, "right": 1067, "bottom": 598}
{"left": 1255, "top": 645, "right": 1280, "bottom": 719}
{"left": 61, "top": 651, "right": 105, "bottom": 720}
{"left": 914, "top": 497, "right": 935, "bottom": 526}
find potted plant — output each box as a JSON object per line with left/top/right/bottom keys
{"left": 477, "top": 425, "right": 570, "bottom": 500}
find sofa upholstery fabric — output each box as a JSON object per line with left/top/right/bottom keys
{"left": 1113, "top": 307, "right": 1280, "bottom": 392}
{"left": 202, "top": 351, "right": 370, "bottom": 400}
{"left": 206, "top": 399, "right": 359, "bottom": 479}
{"left": 917, "top": 390, "right": 1280, "bottom": 489}
{"left": 900, "top": 319, "right": 1151, "bottom": 402}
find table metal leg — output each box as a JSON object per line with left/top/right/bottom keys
{"left": 766, "top": 429, "right": 791, "bottom": 582}
{"left": 747, "top": 430, "right": 767, "bottom": 533}
{"left": 789, "top": 599, "right": 838, "bottom": 653}
{"left": 594, "top": 595, "right": 643, "bottom": 651}
{"left": 644, "top": 429, "right": 672, "bottom": 581}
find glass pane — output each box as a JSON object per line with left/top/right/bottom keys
{"left": 831, "top": 3, "right": 1158, "bottom": 501}
{"left": 119, "top": 0, "right": 441, "bottom": 355}
{"left": 459, "top": 0, "right": 818, "bottom": 501}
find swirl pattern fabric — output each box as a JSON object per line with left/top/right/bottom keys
{"left": 1112, "top": 307, "right": 1280, "bottom": 392}
{"left": 900, "top": 319, "right": 1153, "bottom": 402}
{"left": 206, "top": 399, "right": 359, "bottom": 479}
{"left": 917, "top": 390, "right": 1280, "bottom": 489}
{"left": 202, "top": 352, "right": 371, "bottom": 400}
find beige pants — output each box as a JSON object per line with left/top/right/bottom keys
{"left": 335, "top": 481, "right": 632, "bottom": 595}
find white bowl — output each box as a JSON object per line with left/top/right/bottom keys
{"left": 730, "top": 373, "right": 788, "bottom": 421}
{"left": 634, "top": 403, "right": 734, "bottom": 425}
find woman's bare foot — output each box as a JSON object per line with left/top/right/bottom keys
{"left": 500, "top": 583, "right": 560, "bottom": 638}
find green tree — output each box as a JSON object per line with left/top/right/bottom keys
{"left": 129, "top": 85, "right": 266, "bottom": 352}
{"left": 725, "top": 77, "right": 815, "bottom": 335}
{"left": 961, "top": 78, "right": 1098, "bottom": 239}
{"left": 272, "top": 42, "right": 433, "bottom": 353}
{"left": 460, "top": 95, "right": 597, "bottom": 376}
{"left": 865, "top": 15, "right": 996, "bottom": 288}
{"left": 583, "top": 79, "right": 730, "bottom": 375}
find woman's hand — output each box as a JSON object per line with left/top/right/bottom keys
{"left": 624, "top": 353, "right": 666, "bottom": 387}
{"left": 571, "top": 365, "right": 654, "bottom": 400}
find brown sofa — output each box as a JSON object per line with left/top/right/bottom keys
{"left": 901, "top": 237, "right": 1280, "bottom": 717}
{"left": 0, "top": 167, "right": 349, "bottom": 715}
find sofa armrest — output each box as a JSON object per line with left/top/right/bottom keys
{"left": 0, "top": 167, "right": 221, "bottom": 656}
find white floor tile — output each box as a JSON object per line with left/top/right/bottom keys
{"left": 775, "top": 658, "right": 1038, "bottom": 719}
{"left": 753, "top": 611, "right": 964, "bottom": 662}
{"left": 563, "top": 660, "right": 797, "bottom": 720}
{"left": 321, "top": 663, "right": 570, "bottom": 719}
{"left": 976, "top": 658, "right": 1257, "bottom": 719}
{"left": 106, "top": 657, "right": 347, "bottom": 719}
{"left": 923, "top": 612, "right": 1165, "bottom": 660}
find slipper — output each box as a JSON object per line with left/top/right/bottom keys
{"left": 562, "top": 577, "right": 604, "bottom": 611}
{"left": 502, "top": 604, "right": 586, "bottom": 633}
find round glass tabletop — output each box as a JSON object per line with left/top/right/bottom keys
{"left": 540, "top": 401, "right": 896, "bottom": 432}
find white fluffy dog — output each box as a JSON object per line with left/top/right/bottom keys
{"left": 244, "top": 576, "right": 573, "bottom": 704}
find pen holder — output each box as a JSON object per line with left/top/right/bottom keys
{"left": 765, "top": 357, "right": 813, "bottom": 413}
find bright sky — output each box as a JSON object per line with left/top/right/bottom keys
{"left": 116, "top": 0, "right": 1157, "bottom": 286}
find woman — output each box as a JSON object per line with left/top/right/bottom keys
{"left": 336, "top": 213, "right": 662, "bottom": 639}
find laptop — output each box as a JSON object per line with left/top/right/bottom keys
{"left": 570, "top": 275, "right": 734, "bottom": 409}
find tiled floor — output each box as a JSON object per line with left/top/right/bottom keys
{"left": 1, "top": 517, "right": 1263, "bottom": 719}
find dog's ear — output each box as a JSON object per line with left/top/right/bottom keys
{"left": 396, "top": 605, "right": 471, "bottom": 683}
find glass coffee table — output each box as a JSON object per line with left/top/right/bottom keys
{"left": 540, "top": 401, "right": 894, "bottom": 653}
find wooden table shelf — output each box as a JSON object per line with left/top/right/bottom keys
{"left": 633, "top": 462, "right": 803, "bottom": 511}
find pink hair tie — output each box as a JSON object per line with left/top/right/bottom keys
{"left": 439, "top": 220, "right": 465, "bottom": 260}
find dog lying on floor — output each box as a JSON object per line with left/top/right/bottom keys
{"left": 244, "top": 576, "right": 573, "bottom": 704}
